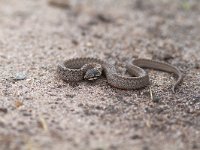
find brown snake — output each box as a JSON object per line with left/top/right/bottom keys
{"left": 57, "top": 57, "right": 183, "bottom": 92}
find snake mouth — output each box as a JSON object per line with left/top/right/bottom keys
{"left": 84, "top": 74, "right": 101, "bottom": 81}
{"left": 87, "top": 77, "right": 99, "bottom": 81}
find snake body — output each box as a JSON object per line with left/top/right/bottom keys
{"left": 57, "top": 58, "right": 183, "bottom": 92}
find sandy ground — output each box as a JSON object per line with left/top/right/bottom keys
{"left": 0, "top": 0, "right": 200, "bottom": 150}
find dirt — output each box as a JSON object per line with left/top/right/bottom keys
{"left": 0, "top": 0, "right": 200, "bottom": 150}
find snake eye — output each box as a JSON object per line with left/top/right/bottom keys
{"left": 84, "top": 69, "right": 102, "bottom": 81}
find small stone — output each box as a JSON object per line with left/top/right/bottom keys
{"left": 14, "top": 72, "right": 27, "bottom": 81}
{"left": 86, "top": 42, "right": 93, "bottom": 48}
{"left": 0, "top": 108, "right": 8, "bottom": 113}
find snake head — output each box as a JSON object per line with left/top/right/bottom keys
{"left": 84, "top": 68, "right": 102, "bottom": 81}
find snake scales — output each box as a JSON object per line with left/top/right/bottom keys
{"left": 57, "top": 57, "right": 183, "bottom": 92}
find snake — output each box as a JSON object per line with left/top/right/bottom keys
{"left": 57, "top": 57, "right": 183, "bottom": 92}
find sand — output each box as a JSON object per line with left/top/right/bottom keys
{"left": 0, "top": 0, "right": 200, "bottom": 150}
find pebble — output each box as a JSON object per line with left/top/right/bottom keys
{"left": 0, "top": 108, "right": 8, "bottom": 113}
{"left": 14, "top": 72, "right": 27, "bottom": 81}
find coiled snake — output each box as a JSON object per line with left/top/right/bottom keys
{"left": 57, "top": 58, "right": 183, "bottom": 92}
